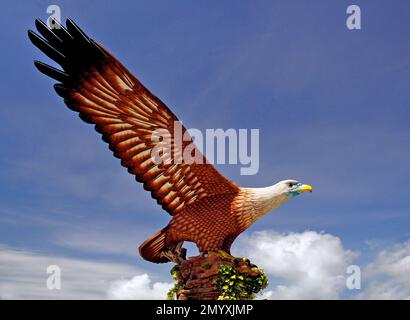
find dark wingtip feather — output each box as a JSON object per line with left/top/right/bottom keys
{"left": 49, "top": 18, "right": 73, "bottom": 42}
{"left": 34, "top": 19, "right": 63, "bottom": 49}
{"left": 35, "top": 18, "right": 52, "bottom": 35}
{"left": 79, "top": 113, "right": 93, "bottom": 124}
{"left": 63, "top": 99, "right": 78, "bottom": 112}
{"left": 66, "top": 18, "right": 90, "bottom": 43}
{"left": 34, "top": 60, "right": 69, "bottom": 82}
{"left": 34, "top": 18, "right": 45, "bottom": 30}
{"left": 54, "top": 83, "right": 71, "bottom": 98}
{"left": 28, "top": 30, "right": 66, "bottom": 66}
{"left": 27, "top": 29, "right": 37, "bottom": 42}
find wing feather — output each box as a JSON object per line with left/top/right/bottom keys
{"left": 29, "top": 18, "right": 238, "bottom": 215}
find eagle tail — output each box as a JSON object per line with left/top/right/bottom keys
{"left": 139, "top": 229, "right": 183, "bottom": 264}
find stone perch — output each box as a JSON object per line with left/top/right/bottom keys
{"left": 167, "top": 253, "right": 268, "bottom": 300}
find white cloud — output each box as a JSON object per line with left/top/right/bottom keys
{"left": 2, "top": 233, "right": 410, "bottom": 300}
{"left": 235, "top": 230, "right": 410, "bottom": 300}
{"left": 234, "top": 230, "right": 356, "bottom": 299}
{"left": 52, "top": 223, "right": 152, "bottom": 257}
{"left": 0, "top": 245, "right": 169, "bottom": 300}
{"left": 357, "top": 241, "right": 410, "bottom": 299}
{"left": 108, "top": 274, "right": 173, "bottom": 300}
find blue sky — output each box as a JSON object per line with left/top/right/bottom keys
{"left": 1, "top": 0, "right": 410, "bottom": 299}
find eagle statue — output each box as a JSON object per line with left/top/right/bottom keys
{"left": 28, "top": 19, "right": 313, "bottom": 264}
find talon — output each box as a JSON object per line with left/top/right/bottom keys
{"left": 177, "top": 247, "right": 187, "bottom": 260}
{"left": 162, "top": 243, "right": 187, "bottom": 264}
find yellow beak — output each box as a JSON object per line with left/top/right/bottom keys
{"left": 297, "top": 184, "right": 313, "bottom": 193}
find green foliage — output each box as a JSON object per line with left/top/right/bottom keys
{"left": 215, "top": 264, "right": 269, "bottom": 300}
{"left": 167, "top": 264, "right": 181, "bottom": 300}
{"left": 170, "top": 264, "right": 180, "bottom": 280}
{"left": 167, "top": 284, "right": 182, "bottom": 300}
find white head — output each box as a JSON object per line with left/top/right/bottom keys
{"left": 245, "top": 179, "right": 313, "bottom": 219}
{"left": 271, "top": 179, "right": 313, "bottom": 198}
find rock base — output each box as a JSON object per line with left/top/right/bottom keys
{"left": 171, "top": 253, "right": 267, "bottom": 300}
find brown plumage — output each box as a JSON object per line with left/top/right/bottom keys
{"left": 28, "top": 19, "right": 312, "bottom": 264}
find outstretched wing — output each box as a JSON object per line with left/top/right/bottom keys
{"left": 28, "top": 18, "right": 238, "bottom": 215}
